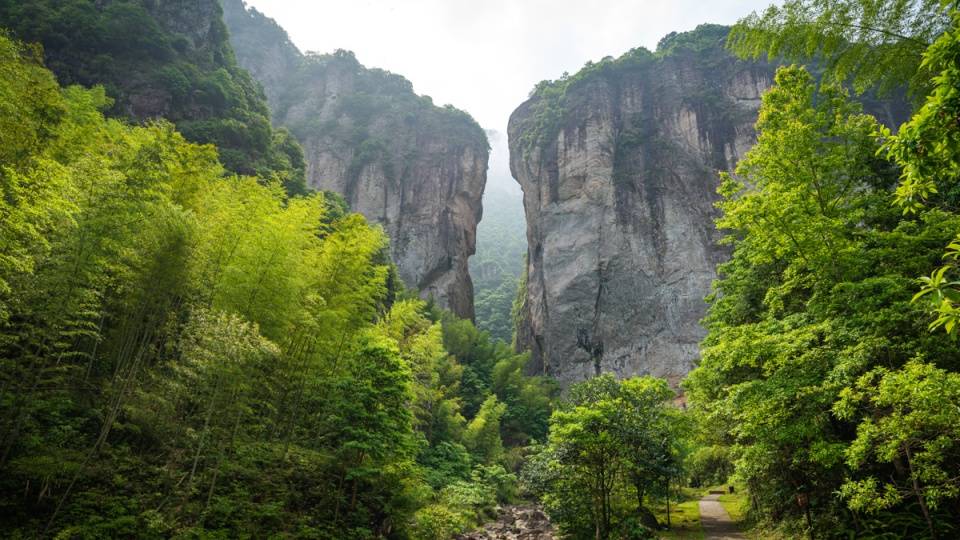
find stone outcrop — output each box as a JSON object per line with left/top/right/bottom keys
{"left": 222, "top": 0, "right": 488, "bottom": 319}
{"left": 509, "top": 25, "right": 908, "bottom": 387}
{"left": 457, "top": 505, "right": 556, "bottom": 540}
{"left": 509, "top": 26, "right": 768, "bottom": 386}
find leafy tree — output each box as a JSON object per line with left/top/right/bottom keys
{"left": 441, "top": 316, "right": 504, "bottom": 416}
{"left": 527, "top": 375, "right": 683, "bottom": 540}
{"left": 728, "top": 0, "right": 954, "bottom": 96}
{"left": 685, "top": 64, "right": 960, "bottom": 536}
{"left": 463, "top": 395, "right": 507, "bottom": 465}
{"left": 835, "top": 359, "right": 960, "bottom": 537}
{"left": 882, "top": 11, "right": 960, "bottom": 334}
{"left": 491, "top": 352, "right": 556, "bottom": 446}
{"left": 0, "top": 20, "right": 553, "bottom": 539}
{"left": 0, "top": 0, "right": 307, "bottom": 190}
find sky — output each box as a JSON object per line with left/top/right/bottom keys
{"left": 244, "top": 0, "right": 776, "bottom": 192}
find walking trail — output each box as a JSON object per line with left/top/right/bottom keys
{"left": 698, "top": 494, "right": 746, "bottom": 540}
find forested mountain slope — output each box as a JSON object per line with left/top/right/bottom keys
{"left": 222, "top": 0, "right": 488, "bottom": 319}
{"left": 0, "top": 31, "right": 553, "bottom": 538}
{"left": 0, "top": 0, "right": 306, "bottom": 191}
{"left": 471, "top": 189, "right": 527, "bottom": 344}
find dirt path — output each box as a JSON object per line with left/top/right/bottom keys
{"left": 698, "top": 494, "right": 746, "bottom": 540}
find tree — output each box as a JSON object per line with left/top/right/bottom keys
{"left": 527, "top": 375, "right": 682, "bottom": 540}
{"left": 685, "top": 63, "right": 960, "bottom": 536}
{"left": 617, "top": 378, "right": 686, "bottom": 530}
{"left": 0, "top": 27, "right": 549, "bottom": 539}
{"left": 491, "top": 352, "right": 555, "bottom": 446}
{"left": 728, "top": 0, "right": 954, "bottom": 96}
{"left": 882, "top": 11, "right": 960, "bottom": 335}
{"left": 463, "top": 395, "right": 507, "bottom": 465}
{"left": 835, "top": 359, "right": 960, "bottom": 538}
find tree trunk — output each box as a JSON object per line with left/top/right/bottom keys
{"left": 666, "top": 478, "right": 671, "bottom": 528}
{"left": 904, "top": 444, "right": 936, "bottom": 539}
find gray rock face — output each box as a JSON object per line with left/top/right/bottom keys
{"left": 509, "top": 26, "right": 909, "bottom": 387}
{"left": 509, "top": 27, "right": 772, "bottom": 387}
{"left": 222, "top": 1, "right": 488, "bottom": 319}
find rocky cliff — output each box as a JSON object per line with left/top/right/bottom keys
{"left": 510, "top": 26, "right": 769, "bottom": 386}
{"left": 222, "top": 0, "right": 488, "bottom": 319}
{"left": 510, "top": 25, "right": 909, "bottom": 386}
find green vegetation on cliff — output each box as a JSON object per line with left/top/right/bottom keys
{"left": 517, "top": 24, "right": 738, "bottom": 154}
{"left": 0, "top": 0, "right": 306, "bottom": 193}
{"left": 221, "top": 0, "right": 488, "bottom": 182}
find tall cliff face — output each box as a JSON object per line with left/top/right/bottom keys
{"left": 0, "top": 0, "right": 301, "bottom": 181}
{"left": 509, "top": 25, "right": 909, "bottom": 386}
{"left": 509, "top": 27, "right": 773, "bottom": 386}
{"left": 222, "top": 1, "right": 488, "bottom": 319}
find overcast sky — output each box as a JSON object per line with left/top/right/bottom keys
{"left": 244, "top": 0, "right": 776, "bottom": 191}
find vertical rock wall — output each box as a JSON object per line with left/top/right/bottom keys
{"left": 509, "top": 27, "right": 772, "bottom": 386}
{"left": 509, "top": 25, "right": 908, "bottom": 386}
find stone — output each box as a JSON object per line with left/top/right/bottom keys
{"left": 456, "top": 505, "right": 557, "bottom": 540}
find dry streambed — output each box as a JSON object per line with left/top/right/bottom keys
{"left": 456, "top": 504, "right": 557, "bottom": 540}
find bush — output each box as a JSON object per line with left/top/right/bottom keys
{"left": 409, "top": 504, "right": 472, "bottom": 540}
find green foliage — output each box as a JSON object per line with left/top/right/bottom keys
{"left": 727, "top": 0, "right": 954, "bottom": 96}
{"left": 835, "top": 360, "right": 960, "bottom": 520}
{"left": 491, "top": 352, "right": 556, "bottom": 446}
{"left": 517, "top": 24, "right": 738, "bottom": 156}
{"left": 0, "top": 34, "right": 549, "bottom": 538}
{"left": 685, "top": 62, "right": 960, "bottom": 537}
{"left": 656, "top": 23, "right": 730, "bottom": 55}
{"left": 519, "top": 46, "right": 655, "bottom": 154}
{"left": 471, "top": 189, "right": 527, "bottom": 343}
{"left": 685, "top": 445, "right": 734, "bottom": 488}
{"left": 0, "top": 0, "right": 307, "bottom": 190}
{"left": 524, "top": 375, "right": 685, "bottom": 539}
{"left": 441, "top": 314, "right": 556, "bottom": 446}
{"left": 441, "top": 316, "right": 506, "bottom": 415}
{"left": 882, "top": 11, "right": 960, "bottom": 335}
{"left": 463, "top": 396, "right": 507, "bottom": 465}
{"left": 409, "top": 464, "right": 517, "bottom": 540}
{"left": 235, "top": 41, "right": 490, "bottom": 185}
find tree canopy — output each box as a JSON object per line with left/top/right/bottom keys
{"left": 0, "top": 31, "right": 553, "bottom": 538}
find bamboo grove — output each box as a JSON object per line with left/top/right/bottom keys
{"left": 0, "top": 33, "right": 555, "bottom": 538}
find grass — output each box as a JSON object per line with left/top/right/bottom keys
{"left": 653, "top": 487, "right": 705, "bottom": 540}
{"left": 717, "top": 491, "right": 747, "bottom": 523}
